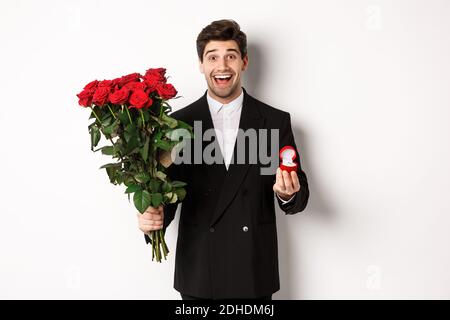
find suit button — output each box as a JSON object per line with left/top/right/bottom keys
{"left": 209, "top": 227, "right": 215, "bottom": 233}
{"left": 242, "top": 226, "right": 249, "bottom": 232}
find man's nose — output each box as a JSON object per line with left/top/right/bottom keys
{"left": 217, "top": 56, "right": 229, "bottom": 69}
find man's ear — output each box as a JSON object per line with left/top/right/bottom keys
{"left": 199, "top": 59, "right": 204, "bottom": 74}
{"left": 242, "top": 55, "right": 249, "bottom": 71}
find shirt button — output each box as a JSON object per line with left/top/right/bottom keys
{"left": 242, "top": 226, "right": 249, "bottom": 232}
{"left": 209, "top": 227, "right": 215, "bottom": 233}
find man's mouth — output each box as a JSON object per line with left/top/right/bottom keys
{"left": 213, "top": 74, "right": 233, "bottom": 87}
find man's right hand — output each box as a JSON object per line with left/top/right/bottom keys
{"left": 137, "top": 205, "right": 164, "bottom": 234}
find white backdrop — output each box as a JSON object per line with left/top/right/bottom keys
{"left": 1, "top": 0, "right": 449, "bottom": 299}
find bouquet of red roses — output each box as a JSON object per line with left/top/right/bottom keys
{"left": 76, "top": 68, "right": 192, "bottom": 262}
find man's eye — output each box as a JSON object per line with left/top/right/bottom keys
{"left": 228, "top": 55, "right": 236, "bottom": 59}
{"left": 209, "top": 56, "right": 216, "bottom": 61}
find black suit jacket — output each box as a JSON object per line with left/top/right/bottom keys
{"left": 145, "top": 87, "right": 309, "bottom": 299}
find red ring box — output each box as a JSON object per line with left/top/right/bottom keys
{"left": 279, "top": 146, "right": 298, "bottom": 173}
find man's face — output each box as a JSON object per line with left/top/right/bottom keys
{"left": 199, "top": 40, "right": 249, "bottom": 103}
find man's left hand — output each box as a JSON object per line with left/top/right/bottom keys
{"left": 273, "top": 168, "right": 301, "bottom": 201}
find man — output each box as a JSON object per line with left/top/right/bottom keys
{"left": 137, "top": 19, "right": 309, "bottom": 300}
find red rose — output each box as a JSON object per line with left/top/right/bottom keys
{"left": 119, "top": 73, "right": 142, "bottom": 87}
{"left": 124, "top": 81, "right": 147, "bottom": 92}
{"left": 83, "top": 80, "right": 99, "bottom": 91}
{"left": 144, "top": 68, "right": 167, "bottom": 83}
{"left": 98, "top": 80, "right": 114, "bottom": 89}
{"left": 92, "top": 87, "right": 111, "bottom": 106}
{"left": 111, "top": 78, "right": 122, "bottom": 88}
{"left": 156, "top": 83, "right": 177, "bottom": 100}
{"left": 129, "top": 90, "right": 153, "bottom": 109}
{"left": 142, "top": 75, "right": 159, "bottom": 92}
{"left": 77, "top": 89, "right": 94, "bottom": 107}
{"left": 109, "top": 87, "right": 130, "bottom": 105}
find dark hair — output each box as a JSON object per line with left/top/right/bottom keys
{"left": 196, "top": 19, "right": 247, "bottom": 62}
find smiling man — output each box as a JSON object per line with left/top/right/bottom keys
{"left": 137, "top": 19, "right": 310, "bottom": 300}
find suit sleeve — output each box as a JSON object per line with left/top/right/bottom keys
{"left": 276, "top": 112, "right": 310, "bottom": 214}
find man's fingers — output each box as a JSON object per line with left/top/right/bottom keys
{"left": 141, "top": 225, "right": 163, "bottom": 233}
{"left": 276, "top": 168, "right": 285, "bottom": 191}
{"left": 141, "top": 212, "right": 163, "bottom": 221}
{"left": 141, "top": 219, "right": 163, "bottom": 226}
{"left": 282, "top": 170, "right": 294, "bottom": 194}
{"left": 290, "top": 171, "right": 301, "bottom": 192}
{"left": 140, "top": 220, "right": 163, "bottom": 229}
{"left": 273, "top": 168, "right": 300, "bottom": 199}
{"left": 138, "top": 207, "right": 164, "bottom": 234}
{"left": 145, "top": 207, "right": 160, "bottom": 215}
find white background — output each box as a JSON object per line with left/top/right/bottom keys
{"left": 1, "top": 0, "right": 449, "bottom": 299}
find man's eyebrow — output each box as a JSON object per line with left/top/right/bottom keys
{"left": 204, "top": 48, "right": 240, "bottom": 56}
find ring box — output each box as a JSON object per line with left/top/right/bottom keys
{"left": 279, "top": 146, "right": 298, "bottom": 173}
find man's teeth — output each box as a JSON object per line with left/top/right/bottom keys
{"left": 214, "top": 75, "right": 232, "bottom": 79}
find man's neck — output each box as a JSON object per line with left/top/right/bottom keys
{"left": 207, "top": 87, "right": 243, "bottom": 105}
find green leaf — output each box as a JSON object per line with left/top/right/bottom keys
{"left": 171, "top": 181, "right": 187, "bottom": 188}
{"left": 164, "top": 129, "right": 176, "bottom": 141}
{"left": 149, "top": 115, "right": 164, "bottom": 126}
{"left": 125, "top": 184, "right": 142, "bottom": 194}
{"left": 155, "top": 139, "right": 172, "bottom": 151}
{"left": 101, "top": 146, "right": 115, "bottom": 155}
{"left": 99, "top": 163, "right": 121, "bottom": 169}
{"left": 155, "top": 171, "right": 166, "bottom": 181}
{"left": 174, "top": 188, "right": 186, "bottom": 201}
{"left": 102, "top": 119, "right": 119, "bottom": 135}
{"left": 125, "top": 136, "right": 140, "bottom": 154}
{"left": 117, "top": 108, "right": 131, "bottom": 124}
{"left": 123, "top": 175, "right": 135, "bottom": 186}
{"left": 124, "top": 123, "right": 137, "bottom": 140}
{"left": 151, "top": 193, "right": 163, "bottom": 207}
{"left": 115, "top": 171, "right": 125, "bottom": 184}
{"left": 140, "top": 136, "right": 150, "bottom": 162}
{"left": 105, "top": 166, "right": 118, "bottom": 184}
{"left": 149, "top": 179, "right": 161, "bottom": 193}
{"left": 175, "top": 119, "right": 193, "bottom": 132}
{"left": 90, "top": 126, "right": 101, "bottom": 150}
{"left": 135, "top": 172, "right": 150, "bottom": 183}
{"left": 161, "top": 181, "right": 172, "bottom": 193}
{"left": 133, "top": 190, "right": 152, "bottom": 214}
{"left": 100, "top": 112, "right": 113, "bottom": 126}
{"left": 161, "top": 113, "right": 178, "bottom": 128}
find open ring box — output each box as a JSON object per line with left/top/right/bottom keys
{"left": 279, "top": 146, "right": 298, "bottom": 173}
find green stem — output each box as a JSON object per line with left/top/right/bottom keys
{"left": 139, "top": 109, "right": 145, "bottom": 127}
{"left": 89, "top": 106, "right": 101, "bottom": 124}
{"left": 107, "top": 104, "right": 117, "bottom": 120}
{"left": 125, "top": 106, "right": 133, "bottom": 125}
{"left": 151, "top": 231, "right": 155, "bottom": 261}
{"left": 159, "top": 101, "right": 164, "bottom": 118}
{"left": 160, "top": 230, "right": 168, "bottom": 259}
{"left": 155, "top": 229, "right": 161, "bottom": 262}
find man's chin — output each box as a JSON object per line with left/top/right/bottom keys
{"left": 209, "top": 84, "right": 238, "bottom": 99}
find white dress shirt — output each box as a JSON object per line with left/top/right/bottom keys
{"left": 206, "top": 89, "right": 295, "bottom": 205}
{"left": 207, "top": 90, "right": 243, "bottom": 170}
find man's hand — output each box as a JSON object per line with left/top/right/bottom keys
{"left": 137, "top": 205, "right": 164, "bottom": 234}
{"left": 273, "top": 168, "right": 301, "bottom": 201}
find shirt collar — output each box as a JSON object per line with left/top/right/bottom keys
{"left": 207, "top": 88, "right": 244, "bottom": 115}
